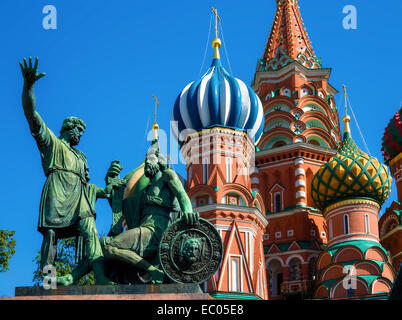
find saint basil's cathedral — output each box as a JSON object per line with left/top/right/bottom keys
{"left": 164, "top": 0, "right": 402, "bottom": 300}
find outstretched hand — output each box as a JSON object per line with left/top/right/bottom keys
{"left": 19, "top": 57, "right": 46, "bottom": 87}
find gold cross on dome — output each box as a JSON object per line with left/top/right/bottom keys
{"left": 152, "top": 94, "right": 160, "bottom": 124}
{"left": 211, "top": 7, "right": 221, "bottom": 39}
{"left": 342, "top": 84, "right": 348, "bottom": 116}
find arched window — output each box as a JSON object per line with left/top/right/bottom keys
{"left": 230, "top": 256, "right": 241, "bottom": 291}
{"left": 274, "top": 193, "right": 281, "bottom": 212}
{"left": 202, "top": 158, "right": 209, "bottom": 184}
{"left": 226, "top": 157, "right": 233, "bottom": 183}
{"left": 365, "top": 214, "right": 370, "bottom": 234}
{"left": 270, "top": 183, "right": 284, "bottom": 212}
{"left": 289, "top": 258, "right": 303, "bottom": 281}
{"left": 344, "top": 214, "right": 350, "bottom": 234}
{"left": 268, "top": 260, "right": 283, "bottom": 297}
{"left": 309, "top": 257, "right": 317, "bottom": 281}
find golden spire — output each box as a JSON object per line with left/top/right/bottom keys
{"left": 211, "top": 7, "right": 222, "bottom": 59}
{"left": 152, "top": 94, "right": 160, "bottom": 140}
{"left": 342, "top": 84, "right": 351, "bottom": 134}
{"left": 167, "top": 154, "right": 171, "bottom": 169}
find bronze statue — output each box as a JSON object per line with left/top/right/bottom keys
{"left": 19, "top": 57, "right": 113, "bottom": 285}
{"left": 20, "top": 58, "right": 221, "bottom": 287}
{"left": 101, "top": 139, "right": 199, "bottom": 284}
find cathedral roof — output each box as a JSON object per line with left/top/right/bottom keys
{"left": 259, "top": 0, "right": 321, "bottom": 71}
{"left": 311, "top": 96, "right": 392, "bottom": 211}
{"left": 171, "top": 12, "right": 264, "bottom": 145}
{"left": 381, "top": 107, "right": 402, "bottom": 163}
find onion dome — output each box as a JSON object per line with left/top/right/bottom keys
{"left": 381, "top": 107, "right": 402, "bottom": 163}
{"left": 171, "top": 24, "right": 264, "bottom": 145}
{"left": 311, "top": 103, "right": 392, "bottom": 211}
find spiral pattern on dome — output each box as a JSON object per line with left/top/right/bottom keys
{"left": 381, "top": 108, "right": 402, "bottom": 163}
{"left": 171, "top": 58, "right": 264, "bottom": 145}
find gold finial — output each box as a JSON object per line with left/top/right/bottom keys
{"left": 211, "top": 7, "right": 222, "bottom": 59}
{"left": 167, "top": 154, "right": 171, "bottom": 169}
{"left": 152, "top": 94, "right": 160, "bottom": 140}
{"left": 342, "top": 84, "right": 351, "bottom": 134}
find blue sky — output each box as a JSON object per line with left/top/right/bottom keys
{"left": 0, "top": 0, "right": 401, "bottom": 297}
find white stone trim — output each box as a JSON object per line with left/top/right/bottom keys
{"left": 294, "top": 157, "right": 304, "bottom": 166}
{"left": 328, "top": 235, "right": 381, "bottom": 247}
{"left": 265, "top": 208, "right": 323, "bottom": 220}
{"left": 198, "top": 204, "right": 268, "bottom": 227}
{"left": 285, "top": 253, "right": 306, "bottom": 266}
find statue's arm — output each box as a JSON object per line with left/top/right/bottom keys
{"left": 22, "top": 83, "right": 40, "bottom": 133}
{"left": 95, "top": 185, "right": 110, "bottom": 199}
{"left": 165, "top": 169, "right": 198, "bottom": 225}
{"left": 19, "top": 57, "right": 46, "bottom": 135}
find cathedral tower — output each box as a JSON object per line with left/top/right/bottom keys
{"left": 172, "top": 9, "right": 269, "bottom": 299}
{"left": 312, "top": 89, "right": 394, "bottom": 299}
{"left": 252, "top": 0, "right": 341, "bottom": 299}
{"left": 379, "top": 108, "right": 402, "bottom": 271}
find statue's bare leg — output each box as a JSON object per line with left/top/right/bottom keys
{"left": 104, "top": 245, "right": 164, "bottom": 284}
{"left": 40, "top": 229, "right": 57, "bottom": 271}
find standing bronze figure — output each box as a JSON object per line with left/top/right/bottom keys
{"left": 19, "top": 57, "right": 113, "bottom": 285}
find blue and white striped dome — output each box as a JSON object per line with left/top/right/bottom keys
{"left": 171, "top": 57, "right": 264, "bottom": 145}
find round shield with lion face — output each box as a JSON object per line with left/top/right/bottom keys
{"left": 159, "top": 217, "right": 223, "bottom": 284}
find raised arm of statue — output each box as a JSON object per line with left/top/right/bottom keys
{"left": 19, "top": 57, "right": 46, "bottom": 135}
{"left": 165, "top": 169, "right": 199, "bottom": 226}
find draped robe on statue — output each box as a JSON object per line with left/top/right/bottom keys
{"left": 31, "top": 114, "right": 98, "bottom": 238}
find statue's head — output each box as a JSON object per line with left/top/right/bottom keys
{"left": 182, "top": 237, "right": 203, "bottom": 264}
{"left": 144, "top": 144, "right": 167, "bottom": 178}
{"left": 60, "top": 116, "right": 86, "bottom": 146}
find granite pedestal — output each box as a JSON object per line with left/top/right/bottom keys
{"left": 4, "top": 283, "right": 212, "bottom": 300}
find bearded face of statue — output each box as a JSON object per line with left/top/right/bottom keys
{"left": 182, "top": 238, "right": 201, "bottom": 263}
{"left": 144, "top": 153, "right": 160, "bottom": 178}
{"left": 60, "top": 117, "right": 86, "bottom": 147}
{"left": 68, "top": 125, "right": 85, "bottom": 146}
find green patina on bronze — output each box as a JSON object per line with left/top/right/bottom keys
{"left": 159, "top": 218, "right": 223, "bottom": 284}
{"left": 20, "top": 57, "right": 222, "bottom": 287}
{"left": 101, "top": 139, "right": 201, "bottom": 284}
{"left": 20, "top": 57, "right": 115, "bottom": 285}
